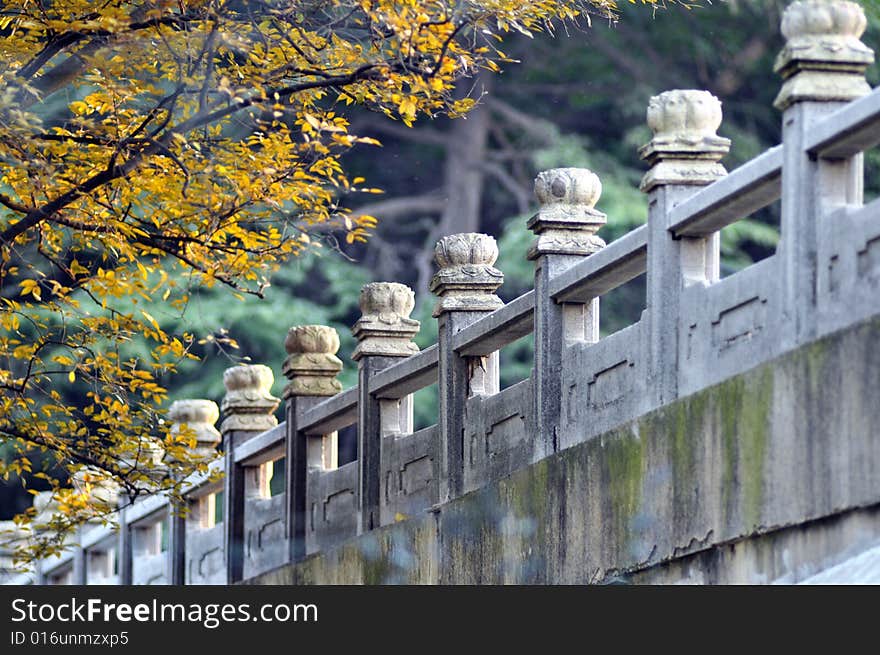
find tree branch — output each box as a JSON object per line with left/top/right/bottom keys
{"left": 350, "top": 193, "right": 446, "bottom": 220}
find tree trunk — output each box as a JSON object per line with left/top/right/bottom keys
{"left": 415, "top": 72, "right": 493, "bottom": 300}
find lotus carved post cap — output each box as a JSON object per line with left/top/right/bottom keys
{"left": 166, "top": 399, "right": 221, "bottom": 460}
{"left": 430, "top": 233, "right": 504, "bottom": 317}
{"left": 528, "top": 168, "right": 607, "bottom": 259}
{"left": 352, "top": 282, "right": 420, "bottom": 361}
{"left": 639, "top": 90, "right": 730, "bottom": 193}
{"left": 220, "top": 364, "right": 280, "bottom": 435}
{"left": 774, "top": 0, "right": 874, "bottom": 110}
{"left": 30, "top": 490, "right": 62, "bottom": 532}
{"left": 121, "top": 435, "right": 165, "bottom": 473}
{"left": 32, "top": 491, "right": 59, "bottom": 515}
{"left": 71, "top": 467, "right": 119, "bottom": 516}
{"left": 282, "top": 325, "right": 344, "bottom": 397}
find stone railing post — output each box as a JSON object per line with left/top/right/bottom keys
{"left": 352, "top": 282, "right": 420, "bottom": 532}
{"left": 167, "top": 398, "right": 220, "bottom": 584}
{"left": 221, "top": 366, "right": 280, "bottom": 500}
{"left": 641, "top": 89, "right": 731, "bottom": 407}
{"left": 281, "top": 325, "right": 343, "bottom": 563}
{"left": 117, "top": 436, "right": 162, "bottom": 584}
{"left": 219, "top": 367, "right": 279, "bottom": 583}
{"left": 68, "top": 525, "right": 86, "bottom": 585}
{"left": 431, "top": 233, "right": 504, "bottom": 503}
{"left": 528, "top": 168, "right": 606, "bottom": 458}
{"left": 167, "top": 399, "right": 222, "bottom": 459}
{"left": 774, "top": 0, "right": 873, "bottom": 346}
{"left": 117, "top": 499, "right": 132, "bottom": 585}
{"left": 31, "top": 492, "right": 61, "bottom": 584}
{"left": 70, "top": 468, "right": 118, "bottom": 584}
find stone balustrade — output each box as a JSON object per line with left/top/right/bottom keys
{"left": 6, "top": 0, "right": 880, "bottom": 585}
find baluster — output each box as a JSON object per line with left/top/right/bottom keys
{"left": 529, "top": 167, "right": 606, "bottom": 457}
{"left": 70, "top": 468, "right": 118, "bottom": 585}
{"left": 217, "top": 367, "right": 279, "bottom": 583}
{"left": 641, "top": 89, "right": 730, "bottom": 406}
{"left": 432, "top": 233, "right": 504, "bottom": 502}
{"left": 165, "top": 399, "right": 219, "bottom": 584}
{"left": 352, "top": 282, "right": 420, "bottom": 532}
{"left": 282, "top": 325, "right": 343, "bottom": 563}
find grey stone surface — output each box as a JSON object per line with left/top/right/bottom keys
{"left": 677, "top": 256, "right": 782, "bottom": 396}
{"left": 358, "top": 355, "right": 407, "bottom": 532}
{"left": 132, "top": 552, "right": 166, "bottom": 585}
{"left": 464, "top": 379, "right": 534, "bottom": 494}
{"left": 641, "top": 89, "right": 728, "bottom": 411}
{"left": 430, "top": 233, "right": 504, "bottom": 317}
{"left": 639, "top": 90, "right": 730, "bottom": 193}
{"left": 817, "top": 199, "right": 880, "bottom": 337}
{"left": 186, "top": 523, "right": 225, "bottom": 585}
{"left": 130, "top": 515, "right": 166, "bottom": 585}
{"left": 453, "top": 293, "right": 534, "bottom": 357}
{"left": 433, "top": 233, "right": 504, "bottom": 504}
{"left": 560, "top": 320, "right": 647, "bottom": 449}
{"left": 83, "top": 529, "right": 117, "bottom": 585}
{"left": 369, "top": 345, "right": 438, "bottom": 400}
{"left": 232, "top": 422, "right": 285, "bottom": 464}
{"left": 351, "top": 282, "right": 420, "bottom": 360}
{"left": 283, "top": 325, "right": 344, "bottom": 398}
{"left": 242, "top": 494, "right": 285, "bottom": 580}
{"left": 668, "top": 145, "right": 782, "bottom": 238}
{"left": 549, "top": 225, "right": 647, "bottom": 305}
{"left": 353, "top": 284, "right": 420, "bottom": 533}
{"left": 798, "top": 540, "right": 880, "bottom": 584}
{"left": 167, "top": 399, "right": 221, "bottom": 460}
{"left": 530, "top": 168, "right": 605, "bottom": 463}
{"left": 380, "top": 425, "right": 438, "bottom": 526}
{"left": 45, "top": 564, "right": 74, "bottom": 586}
{"left": 284, "top": 394, "right": 325, "bottom": 566}
{"left": 306, "top": 461, "right": 358, "bottom": 555}
{"left": 528, "top": 167, "right": 606, "bottom": 259}
{"left": 628, "top": 504, "right": 880, "bottom": 584}
{"left": 806, "top": 87, "right": 880, "bottom": 158}
{"left": 774, "top": 0, "right": 873, "bottom": 111}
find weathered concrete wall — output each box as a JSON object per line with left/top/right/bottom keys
{"left": 246, "top": 316, "right": 880, "bottom": 584}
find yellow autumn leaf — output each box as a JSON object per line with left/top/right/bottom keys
{"left": 69, "top": 101, "right": 89, "bottom": 115}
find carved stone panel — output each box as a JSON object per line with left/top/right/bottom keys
{"left": 186, "top": 523, "right": 225, "bottom": 585}
{"left": 305, "top": 462, "right": 358, "bottom": 555}
{"left": 380, "top": 425, "right": 438, "bottom": 526}
{"left": 463, "top": 380, "right": 533, "bottom": 494}
{"left": 132, "top": 552, "right": 167, "bottom": 585}
{"left": 817, "top": 203, "right": 880, "bottom": 337}
{"left": 242, "top": 494, "right": 285, "bottom": 580}
{"left": 677, "top": 256, "right": 781, "bottom": 397}
{"left": 710, "top": 295, "right": 770, "bottom": 353}
{"left": 560, "top": 321, "right": 646, "bottom": 451}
